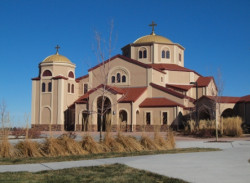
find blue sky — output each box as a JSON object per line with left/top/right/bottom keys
{"left": 0, "top": 0, "right": 249, "bottom": 127}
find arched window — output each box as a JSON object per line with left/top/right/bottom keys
{"left": 139, "top": 51, "right": 142, "bottom": 59}
{"left": 122, "top": 75, "right": 126, "bottom": 83}
{"left": 71, "top": 84, "right": 74, "bottom": 93}
{"left": 48, "top": 82, "right": 52, "bottom": 92}
{"left": 179, "top": 53, "right": 182, "bottom": 61}
{"left": 117, "top": 73, "right": 121, "bottom": 83}
{"left": 162, "top": 50, "right": 165, "bottom": 58}
{"left": 68, "top": 83, "right": 70, "bottom": 93}
{"left": 84, "top": 84, "right": 88, "bottom": 94}
{"left": 42, "top": 70, "right": 52, "bottom": 77}
{"left": 111, "top": 76, "right": 115, "bottom": 83}
{"left": 143, "top": 50, "right": 147, "bottom": 58}
{"left": 42, "top": 83, "right": 46, "bottom": 92}
{"left": 68, "top": 71, "right": 74, "bottom": 78}
{"left": 166, "top": 51, "right": 170, "bottom": 59}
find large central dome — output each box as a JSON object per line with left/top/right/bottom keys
{"left": 42, "top": 52, "right": 72, "bottom": 64}
{"left": 134, "top": 33, "right": 173, "bottom": 44}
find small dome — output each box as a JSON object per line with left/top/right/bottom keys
{"left": 134, "top": 33, "right": 173, "bottom": 44}
{"left": 42, "top": 52, "right": 71, "bottom": 63}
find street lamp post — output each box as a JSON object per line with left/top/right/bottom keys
{"left": 190, "top": 81, "right": 198, "bottom": 127}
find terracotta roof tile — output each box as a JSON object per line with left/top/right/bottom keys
{"left": 196, "top": 76, "right": 213, "bottom": 87}
{"left": 139, "top": 98, "right": 184, "bottom": 108}
{"left": 149, "top": 64, "right": 200, "bottom": 75}
{"left": 150, "top": 83, "right": 186, "bottom": 99}
{"left": 31, "top": 77, "right": 40, "bottom": 80}
{"left": 118, "top": 87, "right": 147, "bottom": 103}
{"left": 88, "top": 54, "right": 165, "bottom": 74}
{"left": 166, "top": 84, "right": 193, "bottom": 91}
{"left": 239, "top": 95, "right": 250, "bottom": 102}
{"left": 202, "top": 96, "right": 241, "bottom": 103}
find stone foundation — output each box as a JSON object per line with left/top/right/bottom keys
{"left": 75, "top": 124, "right": 97, "bottom": 132}
{"left": 32, "top": 124, "right": 64, "bottom": 131}
{"left": 133, "top": 125, "right": 169, "bottom": 132}
{"left": 32, "top": 124, "right": 170, "bottom": 132}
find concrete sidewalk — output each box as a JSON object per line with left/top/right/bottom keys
{"left": 0, "top": 140, "right": 250, "bottom": 183}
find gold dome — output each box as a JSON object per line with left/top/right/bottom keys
{"left": 42, "top": 52, "right": 72, "bottom": 63}
{"left": 134, "top": 33, "right": 173, "bottom": 44}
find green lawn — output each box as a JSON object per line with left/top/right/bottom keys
{"left": 0, "top": 148, "right": 220, "bottom": 165}
{"left": 0, "top": 163, "right": 189, "bottom": 183}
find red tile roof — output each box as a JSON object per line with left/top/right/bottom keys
{"left": 88, "top": 54, "right": 165, "bottom": 74}
{"left": 52, "top": 76, "right": 68, "bottom": 80}
{"left": 150, "top": 83, "right": 186, "bottom": 99}
{"left": 196, "top": 76, "right": 213, "bottom": 87}
{"left": 139, "top": 98, "right": 184, "bottom": 108}
{"left": 31, "top": 77, "right": 40, "bottom": 80}
{"left": 118, "top": 87, "right": 147, "bottom": 103}
{"left": 76, "top": 74, "right": 89, "bottom": 82}
{"left": 239, "top": 95, "right": 250, "bottom": 102}
{"left": 149, "top": 64, "right": 201, "bottom": 76}
{"left": 166, "top": 84, "right": 193, "bottom": 91}
{"left": 201, "top": 96, "right": 241, "bottom": 103}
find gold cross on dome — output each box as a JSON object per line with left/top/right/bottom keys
{"left": 55, "top": 45, "right": 60, "bottom": 54}
{"left": 149, "top": 21, "right": 157, "bottom": 34}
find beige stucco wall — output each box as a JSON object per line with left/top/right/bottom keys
{"left": 168, "top": 71, "right": 190, "bottom": 84}
{"left": 136, "top": 107, "right": 176, "bottom": 126}
{"left": 151, "top": 87, "right": 184, "bottom": 105}
{"left": 90, "top": 57, "right": 148, "bottom": 88}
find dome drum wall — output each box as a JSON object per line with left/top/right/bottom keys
{"left": 40, "top": 53, "right": 76, "bottom": 79}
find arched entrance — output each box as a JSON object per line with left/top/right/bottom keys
{"left": 199, "top": 109, "right": 211, "bottom": 120}
{"left": 221, "top": 108, "right": 236, "bottom": 118}
{"left": 119, "top": 110, "right": 128, "bottom": 132}
{"left": 97, "top": 96, "right": 111, "bottom": 132}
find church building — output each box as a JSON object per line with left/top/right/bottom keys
{"left": 31, "top": 22, "right": 250, "bottom": 132}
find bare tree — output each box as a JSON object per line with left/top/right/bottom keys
{"left": 0, "top": 100, "right": 10, "bottom": 138}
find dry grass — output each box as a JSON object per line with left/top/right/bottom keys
{"left": 42, "top": 137, "right": 69, "bottom": 157}
{"left": 15, "top": 140, "right": 43, "bottom": 158}
{"left": 0, "top": 137, "right": 13, "bottom": 158}
{"left": 103, "top": 132, "right": 125, "bottom": 152}
{"left": 166, "top": 128, "right": 175, "bottom": 149}
{"left": 141, "top": 134, "right": 161, "bottom": 150}
{"left": 116, "top": 133, "right": 143, "bottom": 152}
{"left": 222, "top": 117, "right": 243, "bottom": 137}
{"left": 81, "top": 135, "right": 104, "bottom": 154}
{"left": 57, "top": 135, "right": 87, "bottom": 155}
{"left": 154, "top": 132, "right": 168, "bottom": 150}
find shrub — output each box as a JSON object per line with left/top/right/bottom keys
{"left": 141, "top": 134, "right": 161, "bottom": 150}
{"left": 42, "top": 137, "right": 69, "bottom": 157}
{"left": 103, "top": 132, "right": 125, "bottom": 152}
{"left": 15, "top": 140, "right": 43, "bottom": 157}
{"left": 81, "top": 135, "right": 104, "bottom": 154}
{"left": 166, "top": 128, "right": 175, "bottom": 149}
{"left": 116, "top": 133, "right": 143, "bottom": 152}
{"left": 0, "top": 137, "right": 13, "bottom": 158}
{"left": 222, "top": 117, "right": 243, "bottom": 137}
{"left": 57, "top": 135, "right": 87, "bottom": 155}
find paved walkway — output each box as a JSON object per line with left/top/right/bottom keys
{"left": 1, "top": 139, "right": 250, "bottom": 183}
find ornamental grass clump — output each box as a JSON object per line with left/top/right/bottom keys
{"left": 81, "top": 135, "right": 104, "bottom": 154}
{"left": 103, "top": 132, "right": 125, "bottom": 152}
{"left": 42, "top": 137, "right": 68, "bottom": 157}
{"left": 57, "top": 135, "right": 87, "bottom": 155}
{"left": 0, "top": 137, "right": 13, "bottom": 158}
{"left": 154, "top": 131, "right": 168, "bottom": 150}
{"left": 15, "top": 139, "right": 43, "bottom": 158}
{"left": 166, "top": 128, "right": 175, "bottom": 149}
{"left": 141, "top": 133, "right": 161, "bottom": 151}
{"left": 116, "top": 133, "right": 143, "bottom": 152}
{"left": 222, "top": 117, "right": 243, "bottom": 137}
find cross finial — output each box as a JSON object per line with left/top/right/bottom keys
{"left": 55, "top": 45, "right": 60, "bottom": 54}
{"left": 149, "top": 21, "right": 157, "bottom": 35}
